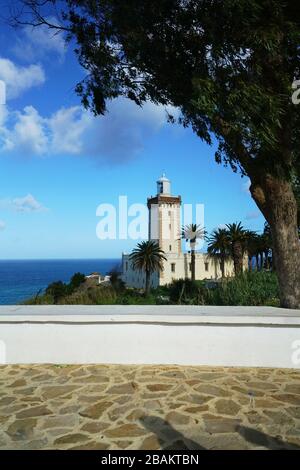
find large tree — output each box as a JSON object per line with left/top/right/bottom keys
{"left": 15, "top": 0, "right": 300, "bottom": 308}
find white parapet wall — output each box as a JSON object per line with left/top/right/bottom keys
{"left": 0, "top": 305, "right": 300, "bottom": 368}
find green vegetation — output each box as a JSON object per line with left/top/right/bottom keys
{"left": 24, "top": 272, "right": 91, "bottom": 305}
{"left": 129, "top": 240, "right": 167, "bottom": 296}
{"left": 204, "top": 272, "right": 279, "bottom": 307}
{"left": 160, "top": 272, "right": 279, "bottom": 306}
{"left": 24, "top": 271, "right": 279, "bottom": 307}
{"left": 207, "top": 222, "right": 274, "bottom": 274}
{"left": 225, "top": 223, "right": 248, "bottom": 276}
{"left": 169, "top": 278, "right": 202, "bottom": 305}
{"left": 44, "top": 272, "right": 86, "bottom": 302}
{"left": 207, "top": 228, "right": 230, "bottom": 279}
{"left": 181, "top": 224, "right": 205, "bottom": 281}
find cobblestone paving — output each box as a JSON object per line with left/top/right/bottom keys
{"left": 0, "top": 365, "right": 299, "bottom": 450}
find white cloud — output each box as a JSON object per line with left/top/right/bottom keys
{"left": 245, "top": 211, "right": 260, "bottom": 220}
{"left": 9, "top": 106, "right": 48, "bottom": 154}
{"left": 0, "top": 105, "right": 10, "bottom": 148}
{"left": 0, "top": 58, "right": 45, "bottom": 100}
{"left": 0, "top": 220, "right": 5, "bottom": 231}
{"left": 0, "top": 194, "right": 47, "bottom": 213}
{"left": 242, "top": 178, "right": 251, "bottom": 194}
{"left": 13, "top": 194, "right": 47, "bottom": 213}
{"left": 13, "top": 19, "right": 67, "bottom": 63}
{"left": 49, "top": 106, "right": 90, "bottom": 154}
{"left": 0, "top": 98, "right": 178, "bottom": 163}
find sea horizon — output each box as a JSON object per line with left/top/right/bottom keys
{"left": 0, "top": 257, "right": 121, "bottom": 261}
{"left": 0, "top": 258, "right": 121, "bottom": 305}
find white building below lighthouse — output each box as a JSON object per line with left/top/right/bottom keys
{"left": 121, "top": 175, "right": 239, "bottom": 289}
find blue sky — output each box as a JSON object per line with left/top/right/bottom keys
{"left": 0, "top": 15, "right": 265, "bottom": 260}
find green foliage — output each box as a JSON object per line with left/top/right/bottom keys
{"left": 43, "top": 273, "right": 86, "bottom": 303}
{"left": 27, "top": 0, "right": 299, "bottom": 179}
{"left": 23, "top": 268, "right": 279, "bottom": 307}
{"left": 166, "top": 272, "right": 279, "bottom": 306}
{"left": 207, "top": 228, "right": 230, "bottom": 255}
{"left": 207, "top": 228, "right": 231, "bottom": 277}
{"left": 169, "top": 278, "right": 201, "bottom": 304}
{"left": 201, "top": 272, "right": 279, "bottom": 306}
{"left": 116, "top": 290, "right": 156, "bottom": 305}
{"left": 129, "top": 241, "right": 167, "bottom": 274}
{"left": 69, "top": 272, "right": 86, "bottom": 291}
{"left": 45, "top": 281, "right": 68, "bottom": 303}
{"left": 23, "top": 294, "right": 54, "bottom": 305}
{"left": 130, "top": 240, "right": 167, "bottom": 295}
{"left": 109, "top": 268, "right": 126, "bottom": 293}
{"left": 61, "top": 285, "right": 117, "bottom": 305}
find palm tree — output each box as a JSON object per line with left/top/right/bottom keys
{"left": 129, "top": 241, "right": 166, "bottom": 296}
{"left": 207, "top": 228, "right": 230, "bottom": 278}
{"left": 248, "top": 226, "right": 272, "bottom": 271}
{"left": 244, "top": 230, "right": 259, "bottom": 272}
{"left": 226, "top": 222, "right": 247, "bottom": 275}
{"left": 181, "top": 224, "right": 205, "bottom": 281}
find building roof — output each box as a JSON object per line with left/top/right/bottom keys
{"left": 147, "top": 195, "right": 181, "bottom": 208}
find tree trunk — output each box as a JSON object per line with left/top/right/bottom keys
{"left": 232, "top": 241, "right": 243, "bottom": 275}
{"left": 260, "top": 252, "right": 264, "bottom": 271}
{"left": 250, "top": 176, "right": 300, "bottom": 309}
{"left": 271, "top": 249, "right": 276, "bottom": 271}
{"left": 191, "top": 249, "right": 196, "bottom": 282}
{"left": 248, "top": 255, "right": 252, "bottom": 272}
{"left": 255, "top": 254, "right": 259, "bottom": 271}
{"left": 264, "top": 250, "right": 269, "bottom": 270}
{"left": 145, "top": 270, "right": 151, "bottom": 296}
{"left": 220, "top": 254, "right": 225, "bottom": 278}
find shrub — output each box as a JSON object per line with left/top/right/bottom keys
{"left": 23, "top": 294, "right": 54, "bottom": 305}
{"left": 45, "top": 281, "right": 68, "bottom": 303}
{"left": 61, "top": 285, "right": 117, "bottom": 305}
{"left": 205, "top": 271, "right": 279, "bottom": 306}
{"left": 88, "top": 286, "right": 117, "bottom": 304}
{"left": 69, "top": 272, "right": 86, "bottom": 291}
{"left": 169, "top": 278, "right": 201, "bottom": 304}
{"left": 109, "top": 269, "right": 126, "bottom": 293}
{"left": 155, "top": 295, "right": 170, "bottom": 305}
{"left": 166, "top": 272, "right": 279, "bottom": 306}
{"left": 116, "top": 289, "right": 156, "bottom": 305}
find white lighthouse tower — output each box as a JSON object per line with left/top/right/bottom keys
{"left": 148, "top": 174, "right": 182, "bottom": 255}
{"left": 156, "top": 173, "right": 171, "bottom": 196}
{"left": 122, "top": 175, "right": 238, "bottom": 289}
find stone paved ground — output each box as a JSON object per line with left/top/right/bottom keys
{"left": 0, "top": 364, "right": 299, "bottom": 450}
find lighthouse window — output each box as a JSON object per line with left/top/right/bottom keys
{"left": 171, "top": 263, "right": 176, "bottom": 273}
{"left": 169, "top": 245, "right": 172, "bottom": 251}
{"left": 205, "top": 262, "right": 209, "bottom": 272}
{"left": 168, "top": 211, "right": 171, "bottom": 216}
{"left": 125, "top": 262, "right": 128, "bottom": 271}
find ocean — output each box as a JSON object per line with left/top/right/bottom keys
{"left": 0, "top": 259, "right": 121, "bottom": 305}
